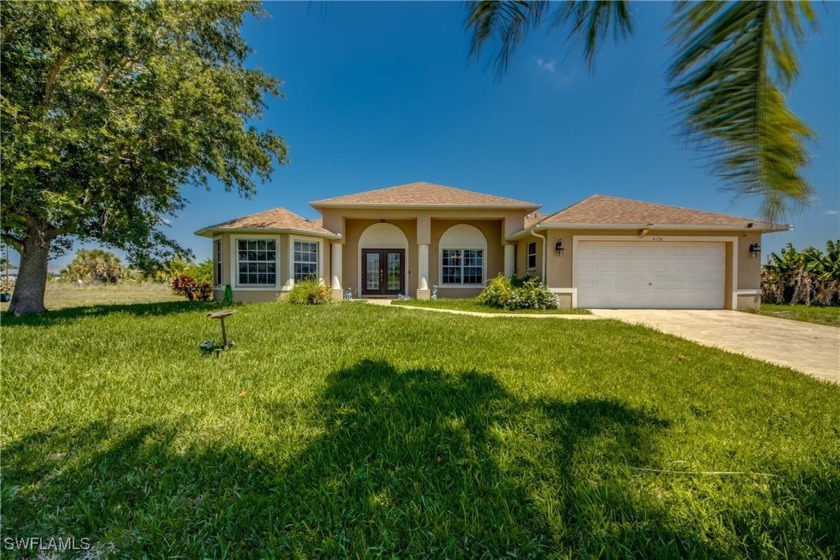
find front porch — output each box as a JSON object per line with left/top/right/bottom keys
{"left": 323, "top": 213, "right": 525, "bottom": 300}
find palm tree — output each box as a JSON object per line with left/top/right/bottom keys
{"left": 465, "top": 1, "right": 819, "bottom": 222}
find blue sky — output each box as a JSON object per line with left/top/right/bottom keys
{"left": 54, "top": 2, "right": 840, "bottom": 269}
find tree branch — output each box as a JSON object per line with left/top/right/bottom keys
{"left": 42, "top": 50, "right": 72, "bottom": 108}
{"left": 1, "top": 233, "right": 25, "bottom": 252}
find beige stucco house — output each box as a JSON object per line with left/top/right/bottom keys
{"left": 195, "top": 181, "right": 789, "bottom": 309}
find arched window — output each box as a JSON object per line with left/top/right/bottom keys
{"left": 439, "top": 224, "right": 487, "bottom": 286}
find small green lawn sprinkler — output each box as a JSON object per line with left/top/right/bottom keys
{"left": 202, "top": 310, "right": 235, "bottom": 355}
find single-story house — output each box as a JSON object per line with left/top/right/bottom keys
{"left": 195, "top": 181, "right": 789, "bottom": 309}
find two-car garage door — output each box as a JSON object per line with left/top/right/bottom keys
{"left": 576, "top": 241, "right": 725, "bottom": 309}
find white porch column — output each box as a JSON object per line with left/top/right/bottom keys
{"left": 417, "top": 243, "right": 430, "bottom": 299}
{"left": 504, "top": 243, "right": 515, "bottom": 277}
{"left": 331, "top": 242, "right": 343, "bottom": 300}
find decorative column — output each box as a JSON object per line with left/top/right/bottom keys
{"left": 504, "top": 243, "right": 515, "bottom": 277}
{"left": 416, "top": 215, "right": 431, "bottom": 300}
{"left": 331, "top": 242, "right": 343, "bottom": 300}
{"left": 417, "top": 243, "right": 430, "bottom": 299}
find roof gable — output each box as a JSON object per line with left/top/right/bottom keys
{"left": 536, "top": 195, "right": 788, "bottom": 231}
{"left": 311, "top": 181, "right": 540, "bottom": 209}
{"left": 195, "top": 207, "right": 337, "bottom": 238}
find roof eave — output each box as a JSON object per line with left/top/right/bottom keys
{"left": 310, "top": 202, "right": 541, "bottom": 211}
{"left": 505, "top": 222, "right": 791, "bottom": 241}
{"left": 195, "top": 227, "right": 341, "bottom": 239}
{"left": 533, "top": 222, "right": 791, "bottom": 232}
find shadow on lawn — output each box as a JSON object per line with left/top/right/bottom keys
{"left": 0, "top": 300, "right": 219, "bottom": 325}
{"left": 5, "top": 360, "right": 834, "bottom": 558}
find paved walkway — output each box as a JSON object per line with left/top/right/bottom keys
{"left": 591, "top": 309, "right": 840, "bottom": 384}
{"left": 363, "top": 299, "right": 601, "bottom": 320}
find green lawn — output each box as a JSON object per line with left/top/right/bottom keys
{"left": 2, "top": 298, "right": 839, "bottom": 558}
{"left": 758, "top": 303, "right": 840, "bottom": 327}
{"left": 391, "top": 297, "right": 590, "bottom": 314}
{"left": 0, "top": 282, "right": 181, "bottom": 312}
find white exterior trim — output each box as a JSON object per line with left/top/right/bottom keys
{"left": 229, "top": 234, "right": 281, "bottom": 291}
{"left": 571, "top": 235, "right": 739, "bottom": 309}
{"left": 439, "top": 224, "right": 488, "bottom": 288}
{"left": 290, "top": 235, "right": 326, "bottom": 288}
{"left": 549, "top": 288, "right": 577, "bottom": 308}
{"left": 213, "top": 235, "right": 223, "bottom": 288}
{"left": 735, "top": 289, "right": 761, "bottom": 295}
{"left": 525, "top": 240, "right": 537, "bottom": 271}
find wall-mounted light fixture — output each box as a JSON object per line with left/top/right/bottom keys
{"left": 749, "top": 243, "right": 761, "bottom": 259}
{"left": 555, "top": 240, "right": 565, "bottom": 256}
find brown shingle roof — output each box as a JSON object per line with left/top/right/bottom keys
{"left": 536, "top": 195, "right": 788, "bottom": 231}
{"left": 311, "top": 181, "right": 540, "bottom": 209}
{"left": 195, "top": 207, "right": 338, "bottom": 238}
{"left": 524, "top": 212, "right": 548, "bottom": 228}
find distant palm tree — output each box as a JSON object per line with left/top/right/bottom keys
{"left": 465, "top": 1, "right": 819, "bottom": 221}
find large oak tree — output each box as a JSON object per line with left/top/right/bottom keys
{"left": 1, "top": 1, "right": 287, "bottom": 315}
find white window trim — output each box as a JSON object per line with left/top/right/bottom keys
{"left": 439, "top": 247, "right": 486, "bottom": 288}
{"left": 439, "top": 224, "right": 488, "bottom": 288}
{"left": 213, "top": 236, "right": 223, "bottom": 288}
{"left": 230, "top": 234, "right": 280, "bottom": 291}
{"left": 526, "top": 241, "right": 537, "bottom": 271}
{"left": 290, "top": 236, "right": 325, "bottom": 287}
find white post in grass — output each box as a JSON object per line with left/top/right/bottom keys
{"left": 417, "top": 243, "right": 430, "bottom": 300}
{"left": 331, "top": 242, "right": 343, "bottom": 300}
{"left": 504, "top": 243, "right": 515, "bottom": 277}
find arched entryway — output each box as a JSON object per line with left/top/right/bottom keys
{"left": 358, "top": 223, "right": 409, "bottom": 296}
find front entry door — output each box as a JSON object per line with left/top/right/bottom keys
{"left": 362, "top": 249, "right": 405, "bottom": 296}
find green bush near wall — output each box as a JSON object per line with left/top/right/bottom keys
{"left": 477, "top": 275, "right": 557, "bottom": 310}
{"left": 286, "top": 280, "right": 332, "bottom": 305}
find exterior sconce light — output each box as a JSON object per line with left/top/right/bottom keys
{"left": 749, "top": 243, "right": 761, "bottom": 259}
{"left": 555, "top": 240, "right": 565, "bottom": 256}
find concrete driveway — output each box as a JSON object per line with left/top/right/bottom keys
{"left": 591, "top": 309, "right": 840, "bottom": 384}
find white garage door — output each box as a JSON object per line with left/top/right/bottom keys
{"left": 576, "top": 241, "right": 725, "bottom": 309}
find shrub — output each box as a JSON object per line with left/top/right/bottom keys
{"left": 185, "top": 258, "right": 214, "bottom": 286}
{"left": 476, "top": 274, "right": 515, "bottom": 309}
{"left": 286, "top": 279, "right": 332, "bottom": 305}
{"left": 171, "top": 274, "right": 212, "bottom": 302}
{"left": 477, "top": 274, "right": 557, "bottom": 310}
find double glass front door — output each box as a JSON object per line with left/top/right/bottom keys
{"left": 362, "top": 249, "right": 405, "bottom": 296}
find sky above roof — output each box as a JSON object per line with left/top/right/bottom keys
{"left": 54, "top": 2, "right": 839, "bottom": 268}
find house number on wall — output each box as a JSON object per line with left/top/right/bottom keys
{"left": 651, "top": 236, "right": 664, "bottom": 241}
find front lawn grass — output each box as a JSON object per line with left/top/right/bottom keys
{"left": 758, "top": 303, "right": 840, "bottom": 327}
{"left": 391, "top": 297, "right": 590, "bottom": 314}
{"left": 2, "top": 301, "right": 838, "bottom": 558}
{"left": 0, "top": 282, "right": 181, "bottom": 312}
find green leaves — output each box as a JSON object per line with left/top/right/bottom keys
{"left": 667, "top": 1, "right": 816, "bottom": 222}
{"left": 464, "top": 1, "right": 820, "bottom": 221}
{"left": 466, "top": 1, "right": 633, "bottom": 78}
{"left": 0, "top": 0, "right": 287, "bottom": 264}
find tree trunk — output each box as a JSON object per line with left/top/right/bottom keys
{"left": 8, "top": 228, "right": 53, "bottom": 316}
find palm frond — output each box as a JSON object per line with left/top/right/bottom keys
{"left": 667, "top": 1, "right": 817, "bottom": 222}
{"left": 464, "top": 0, "right": 633, "bottom": 78}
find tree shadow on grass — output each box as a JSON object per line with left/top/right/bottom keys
{"left": 0, "top": 300, "right": 220, "bottom": 326}
{"left": 4, "top": 360, "right": 833, "bottom": 558}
